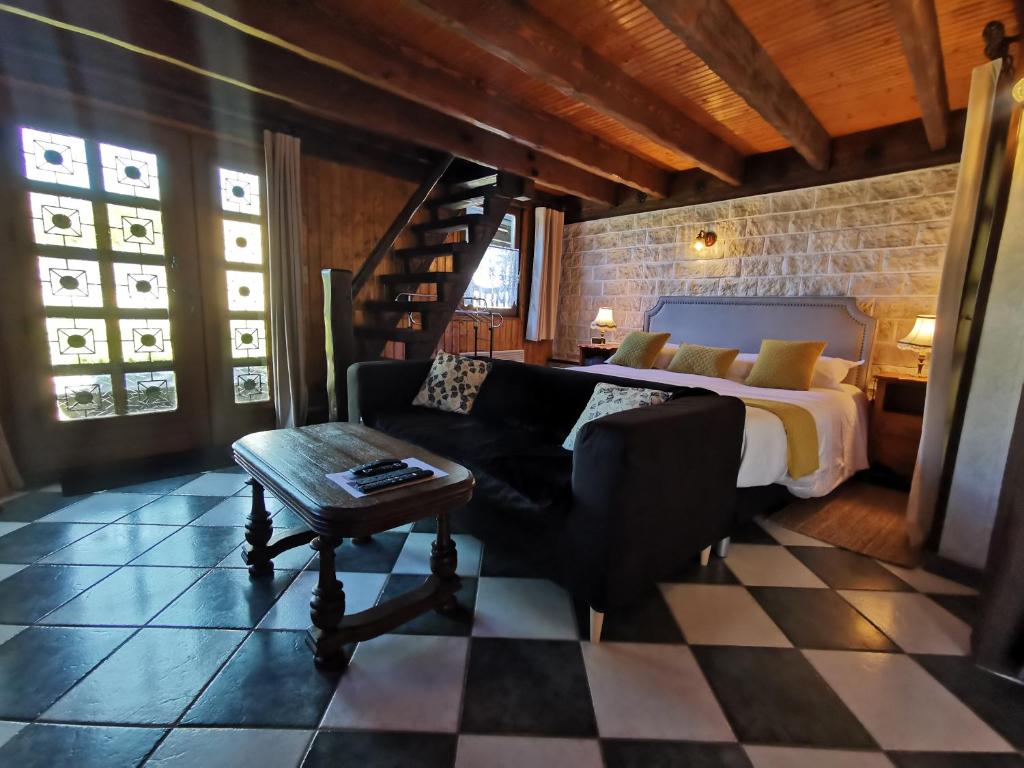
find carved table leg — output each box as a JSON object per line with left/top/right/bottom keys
{"left": 309, "top": 535, "right": 347, "bottom": 669}
{"left": 241, "top": 479, "right": 273, "bottom": 577}
{"left": 430, "top": 511, "right": 459, "bottom": 615}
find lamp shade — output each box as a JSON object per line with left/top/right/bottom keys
{"left": 899, "top": 314, "right": 936, "bottom": 349}
{"left": 593, "top": 307, "right": 616, "bottom": 329}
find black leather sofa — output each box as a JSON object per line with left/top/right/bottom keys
{"left": 347, "top": 358, "right": 746, "bottom": 626}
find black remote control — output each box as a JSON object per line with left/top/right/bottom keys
{"left": 351, "top": 459, "right": 408, "bottom": 477}
{"left": 354, "top": 467, "right": 434, "bottom": 493}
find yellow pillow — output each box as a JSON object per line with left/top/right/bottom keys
{"left": 667, "top": 343, "right": 740, "bottom": 378}
{"left": 745, "top": 339, "right": 827, "bottom": 391}
{"left": 607, "top": 331, "right": 671, "bottom": 369}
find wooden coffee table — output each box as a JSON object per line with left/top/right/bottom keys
{"left": 232, "top": 422, "right": 474, "bottom": 669}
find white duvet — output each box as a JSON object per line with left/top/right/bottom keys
{"left": 568, "top": 364, "right": 869, "bottom": 498}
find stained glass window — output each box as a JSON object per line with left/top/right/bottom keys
{"left": 112, "top": 263, "right": 168, "bottom": 309}
{"left": 225, "top": 270, "right": 265, "bottom": 312}
{"left": 222, "top": 220, "right": 263, "bottom": 264}
{"left": 99, "top": 143, "right": 160, "bottom": 200}
{"left": 120, "top": 319, "right": 173, "bottom": 363}
{"left": 45, "top": 317, "right": 109, "bottom": 366}
{"left": 219, "top": 168, "right": 261, "bottom": 214}
{"left": 21, "top": 128, "right": 90, "bottom": 188}
{"left": 37, "top": 256, "right": 104, "bottom": 308}
{"left": 125, "top": 370, "right": 177, "bottom": 414}
{"left": 53, "top": 374, "right": 115, "bottom": 420}
{"left": 30, "top": 193, "right": 97, "bottom": 249}
{"left": 233, "top": 365, "right": 270, "bottom": 403}
{"left": 107, "top": 203, "right": 164, "bottom": 255}
{"left": 229, "top": 319, "right": 266, "bottom": 360}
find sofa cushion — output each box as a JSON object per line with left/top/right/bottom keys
{"left": 412, "top": 352, "right": 492, "bottom": 414}
{"left": 562, "top": 382, "right": 672, "bottom": 450}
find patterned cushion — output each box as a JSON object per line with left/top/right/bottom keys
{"left": 412, "top": 352, "right": 492, "bottom": 415}
{"left": 667, "top": 343, "right": 740, "bottom": 378}
{"left": 562, "top": 382, "right": 672, "bottom": 450}
{"left": 606, "top": 331, "right": 671, "bottom": 369}
{"left": 745, "top": 339, "right": 827, "bottom": 391}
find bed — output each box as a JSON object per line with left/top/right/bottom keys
{"left": 567, "top": 296, "right": 876, "bottom": 499}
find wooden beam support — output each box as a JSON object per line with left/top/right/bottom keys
{"left": 0, "top": 0, "right": 619, "bottom": 204}
{"left": 639, "top": 0, "right": 831, "bottom": 172}
{"left": 889, "top": 0, "right": 951, "bottom": 150}
{"left": 404, "top": 0, "right": 744, "bottom": 186}
{"left": 168, "top": 0, "right": 669, "bottom": 199}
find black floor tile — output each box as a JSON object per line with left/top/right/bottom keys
{"left": 40, "top": 566, "right": 205, "bottom": 626}
{"left": 692, "top": 646, "right": 876, "bottom": 748}
{"left": 750, "top": 587, "right": 899, "bottom": 651}
{"left": 301, "top": 730, "right": 456, "bottom": 768}
{"left": 913, "top": 654, "right": 1024, "bottom": 749}
{"left": 411, "top": 515, "right": 470, "bottom": 535}
{"left": 42, "top": 627, "right": 245, "bottom": 725}
{"left": 788, "top": 547, "right": 912, "bottom": 591}
{"left": 602, "top": 739, "right": 753, "bottom": 768}
{"left": 730, "top": 518, "right": 778, "bottom": 545}
{"left": 594, "top": 588, "right": 685, "bottom": 644}
{"left": 304, "top": 532, "right": 408, "bottom": 574}
{"left": 661, "top": 557, "right": 741, "bottom": 585}
{"left": 460, "top": 637, "right": 598, "bottom": 737}
{"left": 478, "top": 542, "right": 551, "bottom": 578}
{"left": 0, "top": 723, "right": 164, "bottom": 768}
{"left": 182, "top": 630, "right": 339, "bottom": 727}
{"left": 130, "top": 526, "right": 244, "bottom": 567}
{"left": 887, "top": 753, "right": 1024, "bottom": 768}
{"left": 927, "top": 594, "right": 980, "bottom": 626}
{"left": 41, "top": 524, "right": 178, "bottom": 565}
{"left": 117, "top": 495, "right": 223, "bottom": 525}
{"left": 0, "top": 564, "right": 114, "bottom": 623}
{"left": 152, "top": 568, "right": 297, "bottom": 629}
{"left": 0, "top": 626, "right": 133, "bottom": 719}
{"left": 0, "top": 522, "right": 103, "bottom": 563}
{"left": 111, "top": 473, "right": 203, "bottom": 495}
{"left": 378, "top": 574, "right": 477, "bottom": 636}
{"left": 0, "top": 492, "right": 86, "bottom": 522}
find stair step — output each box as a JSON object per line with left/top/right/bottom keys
{"left": 427, "top": 185, "right": 496, "bottom": 212}
{"left": 362, "top": 300, "right": 449, "bottom": 313}
{"left": 411, "top": 214, "right": 483, "bottom": 236}
{"left": 394, "top": 242, "right": 471, "bottom": 259}
{"left": 378, "top": 272, "right": 461, "bottom": 285}
{"left": 355, "top": 327, "right": 427, "bottom": 343}
{"left": 445, "top": 173, "right": 499, "bottom": 193}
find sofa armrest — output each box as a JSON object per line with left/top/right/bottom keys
{"left": 346, "top": 359, "right": 433, "bottom": 424}
{"left": 566, "top": 395, "right": 745, "bottom": 612}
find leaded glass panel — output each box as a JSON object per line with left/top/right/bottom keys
{"left": 222, "top": 220, "right": 262, "bottom": 264}
{"left": 53, "top": 374, "right": 115, "bottom": 420}
{"left": 125, "top": 370, "right": 177, "bottom": 414}
{"left": 21, "top": 128, "right": 90, "bottom": 188}
{"left": 99, "top": 143, "right": 160, "bottom": 200}
{"left": 112, "top": 263, "right": 169, "bottom": 309}
{"left": 30, "top": 193, "right": 97, "bottom": 249}
{"left": 219, "top": 168, "right": 261, "bottom": 215}
{"left": 45, "top": 317, "right": 109, "bottom": 365}
{"left": 233, "top": 365, "right": 270, "bottom": 403}
{"left": 119, "top": 318, "right": 173, "bottom": 363}
{"left": 107, "top": 203, "right": 164, "bottom": 255}
{"left": 226, "top": 270, "right": 265, "bottom": 312}
{"left": 229, "top": 319, "right": 266, "bottom": 359}
{"left": 37, "top": 256, "right": 104, "bottom": 308}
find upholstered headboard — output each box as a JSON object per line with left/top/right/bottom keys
{"left": 643, "top": 296, "right": 877, "bottom": 388}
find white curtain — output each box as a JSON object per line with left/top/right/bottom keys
{"left": 264, "top": 131, "right": 308, "bottom": 428}
{"left": 526, "top": 207, "right": 564, "bottom": 341}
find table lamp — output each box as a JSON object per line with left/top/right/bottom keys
{"left": 898, "top": 314, "right": 935, "bottom": 376}
{"left": 592, "top": 307, "right": 616, "bottom": 344}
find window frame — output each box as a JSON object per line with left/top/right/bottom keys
{"left": 463, "top": 205, "right": 526, "bottom": 317}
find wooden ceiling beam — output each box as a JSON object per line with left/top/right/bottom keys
{"left": 639, "top": 0, "right": 831, "bottom": 172}
{"left": 404, "top": 0, "right": 745, "bottom": 186}
{"left": 888, "top": 0, "right": 951, "bottom": 150}
{"left": 0, "top": 0, "right": 619, "bottom": 203}
{"left": 167, "top": 0, "right": 669, "bottom": 199}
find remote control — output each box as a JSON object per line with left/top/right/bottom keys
{"left": 351, "top": 459, "right": 407, "bottom": 477}
{"left": 354, "top": 467, "right": 434, "bottom": 493}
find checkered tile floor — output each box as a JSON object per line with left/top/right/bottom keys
{"left": 0, "top": 468, "right": 1022, "bottom": 768}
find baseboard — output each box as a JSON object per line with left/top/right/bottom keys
{"left": 920, "top": 550, "right": 985, "bottom": 590}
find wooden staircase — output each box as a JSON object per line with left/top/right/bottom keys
{"left": 350, "top": 156, "right": 532, "bottom": 361}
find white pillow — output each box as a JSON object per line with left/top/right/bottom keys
{"left": 653, "top": 343, "right": 679, "bottom": 369}
{"left": 726, "top": 353, "right": 758, "bottom": 381}
{"left": 811, "top": 356, "right": 864, "bottom": 390}
{"left": 562, "top": 382, "right": 671, "bottom": 450}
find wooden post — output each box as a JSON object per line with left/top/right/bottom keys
{"left": 322, "top": 269, "right": 356, "bottom": 422}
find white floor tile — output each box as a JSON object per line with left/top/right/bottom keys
{"left": 392, "top": 533, "right": 482, "bottom": 577}
{"left": 804, "top": 650, "right": 1012, "bottom": 752}
{"left": 877, "top": 562, "right": 978, "bottom": 595}
{"left": 724, "top": 544, "right": 828, "bottom": 588}
{"left": 189, "top": 497, "right": 282, "bottom": 527}
{"left": 146, "top": 728, "right": 312, "bottom": 768}
{"left": 0, "top": 625, "right": 26, "bottom": 646}
{"left": 0, "top": 721, "right": 25, "bottom": 750}
{"left": 744, "top": 746, "right": 894, "bottom": 768}
{"left": 320, "top": 634, "right": 468, "bottom": 732}
{"left": 583, "top": 642, "right": 735, "bottom": 741}
{"left": 839, "top": 590, "right": 971, "bottom": 655}
{"left": 659, "top": 584, "right": 791, "bottom": 647}
{"left": 0, "top": 564, "right": 26, "bottom": 583}
{"left": 472, "top": 578, "right": 577, "bottom": 640}
{"left": 455, "top": 735, "right": 603, "bottom": 768}
{"left": 171, "top": 474, "right": 249, "bottom": 497}
{"left": 39, "top": 493, "right": 159, "bottom": 523}
{"left": 0, "top": 522, "right": 27, "bottom": 539}
{"left": 257, "top": 571, "right": 386, "bottom": 630}
{"left": 755, "top": 517, "right": 833, "bottom": 547}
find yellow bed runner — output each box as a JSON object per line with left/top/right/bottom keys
{"left": 740, "top": 398, "right": 820, "bottom": 479}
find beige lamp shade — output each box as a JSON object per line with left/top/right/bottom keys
{"left": 593, "top": 307, "right": 616, "bottom": 329}
{"left": 898, "top": 314, "right": 936, "bottom": 349}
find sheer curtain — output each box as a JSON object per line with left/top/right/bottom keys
{"left": 526, "top": 207, "right": 564, "bottom": 341}
{"left": 264, "top": 131, "right": 308, "bottom": 428}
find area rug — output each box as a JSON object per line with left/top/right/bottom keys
{"left": 769, "top": 481, "right": 921, "bottom": 567}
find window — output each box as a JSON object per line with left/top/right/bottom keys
{"left": 464, "top": 209, "right": 520, "bottom": 311}
{"left": 20, "top": 126, "right": 178, "bottom": 420}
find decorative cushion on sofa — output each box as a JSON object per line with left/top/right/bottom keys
{"left": 562, "top": 382, "right": 672, "bottom": 450}
{"left": 412, "top": 352, "right": 492, "bottom": 414}
{"left": 607, "top": 331, "right": 671, "bottom": 369}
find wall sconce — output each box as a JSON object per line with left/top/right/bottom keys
{"left": 1014, "top": 76, "right": 1024, "bottom": 104}
{"left": 693, "top": 229, "right": 717, "bottom": 252}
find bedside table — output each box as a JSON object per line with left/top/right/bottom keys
{"left": 578, "top": 343, "right": 618, "bottom": 366}
{"left": 870, "top": 375, "right": 927, "bottom": 478}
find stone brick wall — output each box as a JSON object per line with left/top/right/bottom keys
{"left": 556, "top": 164, "right": 958, "bottom": 382}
